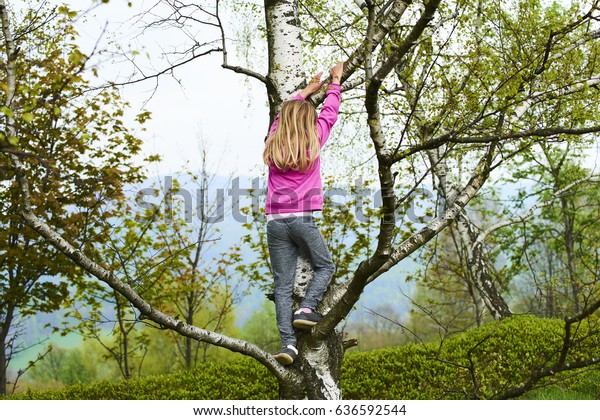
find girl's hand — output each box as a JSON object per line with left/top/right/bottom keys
{"left": 330, "top": 62, "right": 344, "bottom": 84}
{"left": 300, "top": 72, "right": 325, "bottom": 99}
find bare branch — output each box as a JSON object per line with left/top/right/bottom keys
{"left": 315, "top": 141, "right": 499, "bottom": 340}
{"left": 393, "top": 124, "right": 600, "bottom": 163}
{"left": 215, "top": 0, "right": 268, "bottom": 85}
{"left": 100, "top": 47, "right": 223, "bottom": 89}
{"left": 8, "top": 137, "right": 297, "bottom": 385}
{"left": 474, "top": 174, "right": 600, "bottom": 248}
{"left": 311, "top": 0, "right": 413, "bottom": 104}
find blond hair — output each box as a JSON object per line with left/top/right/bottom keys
{"left": 263, "top": 100, "right": 320, "bottom": 172}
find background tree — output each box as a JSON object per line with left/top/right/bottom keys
{"left": 501, "top": 141, "right": 600, "bottom": 316}
{"left": 68, "top": 154, "right": 243, "bottom": 376}
{"left": 239, "top": 300, "right": 280, "bottom": 353}
{"left": 25, "top": 343, "right": 101, "bottom": 389}
{"left": 0, "top": 1, "right": 152, "bottom": 394}
{"left": 150, "top": 151, "right": 245, "bottom": 369}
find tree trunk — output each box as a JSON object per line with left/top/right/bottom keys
{"left": 427, "top": 148, "right": 512, "bottom": 319}
{"left": 265, "top": 0, "right": 304, "bottom": 121}
{"left": 560, "top": 196, "right": 581, "bottom": 313}
{"left": 0, "top": 318, "right": 9, "bottom": 395}
{"left": 278, "top": 330, "right": 344, "bottom": 399}
{"left": 0, "top": 298, "right": 16, "bottom": 395}
{"left": 115, "top": 292, "right": 132, "bottom": 379}
{"left": 264, "top": 0, "right": 346, "bottom": 399}
{"left": 185, "top": 294, "right": 194, "bottom": 368}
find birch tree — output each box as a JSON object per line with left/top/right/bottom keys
{"left": 4, "top": 0, "right": 600, "bottom": 399}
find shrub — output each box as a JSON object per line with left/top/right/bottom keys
{"left": 12, "top": 358, "right": 277, "bottom": 400}
{"left": 342, "top": 314, "right": 600, "bottom": 399}
{"left": 7, "top": 315, "right": 600, "bottom": 400}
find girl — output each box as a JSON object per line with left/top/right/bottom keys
{"left": 264, "top": 62, "right": 344, "bottom": 365}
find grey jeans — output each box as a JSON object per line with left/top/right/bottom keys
{"left": 267, "top": 215, "right": 335, "bottom": 347}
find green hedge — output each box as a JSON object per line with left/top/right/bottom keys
{"left": 8, "top": 315, "right": 600, "bottom": 400}
{"left": 342, "top": 314, "right": 583, "bottom": 399}
{"left": 12, "top": 357, "right": 278, "bottom": 400}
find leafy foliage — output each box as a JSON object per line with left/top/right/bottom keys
{"left": 344, "top": 315, "right": 600, "bottom": 399}
{"left": 0, "top": 1, "right": 152, "bottom": 394}
{"left": 8, "top": 316, "right": 600, "bottom": 400}
{"left": 13, "top": 357, "right": 278, "bottom": 400}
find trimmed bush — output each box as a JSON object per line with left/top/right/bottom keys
{"left": 13, "top": 358, "right": 277, "bottom": 400}
{"left": 8, "top": 315, "right": 600, "bottom": 400}
{"left": 342, "top": 314, "right": 600, "bottom": 399}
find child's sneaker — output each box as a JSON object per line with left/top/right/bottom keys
{"left": 293, "top": 308, "right": 322, "bottom": 329}
{"left": 272, "top": 345, "right": 298, "bottom": 365}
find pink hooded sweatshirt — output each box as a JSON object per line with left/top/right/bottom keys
{"left": 265, "top": 84, "right": 341, "bottom": 215}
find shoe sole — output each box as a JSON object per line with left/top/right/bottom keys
{"left": 293, "top": 319, "right": 318, "bottom": 329}
{"left": 273, "top": 353, "right": 294, "bottom": 365}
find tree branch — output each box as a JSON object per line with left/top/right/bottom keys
{"left": 310, "top": 0, "right": 413, "bottom": 105}
{"left": 496, "top": 307, "right": 600, "bottom": 399}
{"left": 393, "top": 124, "right": 600, "bottom": 163}
{"left": 370, "top": 0, "right": 442, "bottom": 86}
{"left": 17, "top": 165, "right": 295, "bottom": 383}
{"left": 474, "top": 174, "right": 600, "bottom": 248}
{"left": 509, "top": 76, "right": 600, "bottom": 124}
{"left": 314, "top": 141, "right": 499, "bottom": 340}
{"left": 215, "top": 0, "right": 268, "bottom": 85}
{"left": 100, "top": 47, "right": 223, "bottom": 89}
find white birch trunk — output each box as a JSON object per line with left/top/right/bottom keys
{"left": 265, "top": 0, "right": 304, "bottom": 112}
{"left": 264, "top": 0, "right": 343, "bottom": 400}
{"left": 426, "top": 148, "right": 511, "bottom": 320}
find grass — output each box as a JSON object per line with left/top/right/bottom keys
{"left": 522, "top": 370, "right": 600, "bottom": 400}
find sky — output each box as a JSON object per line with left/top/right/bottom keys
{"left": 70, "top": 0, "right": 270, "bottom": 179}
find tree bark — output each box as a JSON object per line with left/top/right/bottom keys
{"left": 427, "top": 148, "right": 512, "bottom": 320}
{"left": 265, "top": 0, "right": 304, "bottom": 121}
{"left": 1, "top": 0, "right": 18, "bottom": 396}
{"left": 263, "top": 0, "right": 351, "bottom": 398}
{"left": 0, "top": 304, "right": 14, "bottom": 395}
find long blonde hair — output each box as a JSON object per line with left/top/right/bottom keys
{"left": 263, "top": 100, "right": 320, "bottom": 172}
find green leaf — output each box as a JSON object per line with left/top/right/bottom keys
{"left": 57, "top": 5, "right": 77, "bottom": 18}
{"left": 1, "top": 106, "right": 13, "bottom": 118}
{"left": 22, "top": 113, "right": 34, "bottom": 123}
{"left": 68, "top": 50, "right": 86, "bottom": 66}
{"left": 8, "top": 136, "right": 18, "bottom": 146}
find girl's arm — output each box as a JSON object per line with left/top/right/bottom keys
{"left": 268, "top": 63, "right": 343, "bottom": 138}
{"left": 298, "top": 72, "right": 325, "bottom": 100}
{"left": 316, "top": 62, "right": 343, "bottom": 146}
{"left": 316, "top": 84, "right": 341, "bottom": 147}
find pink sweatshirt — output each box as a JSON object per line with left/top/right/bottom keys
{"left": 265, "top": 84, "right": 341, "bottom": 215}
